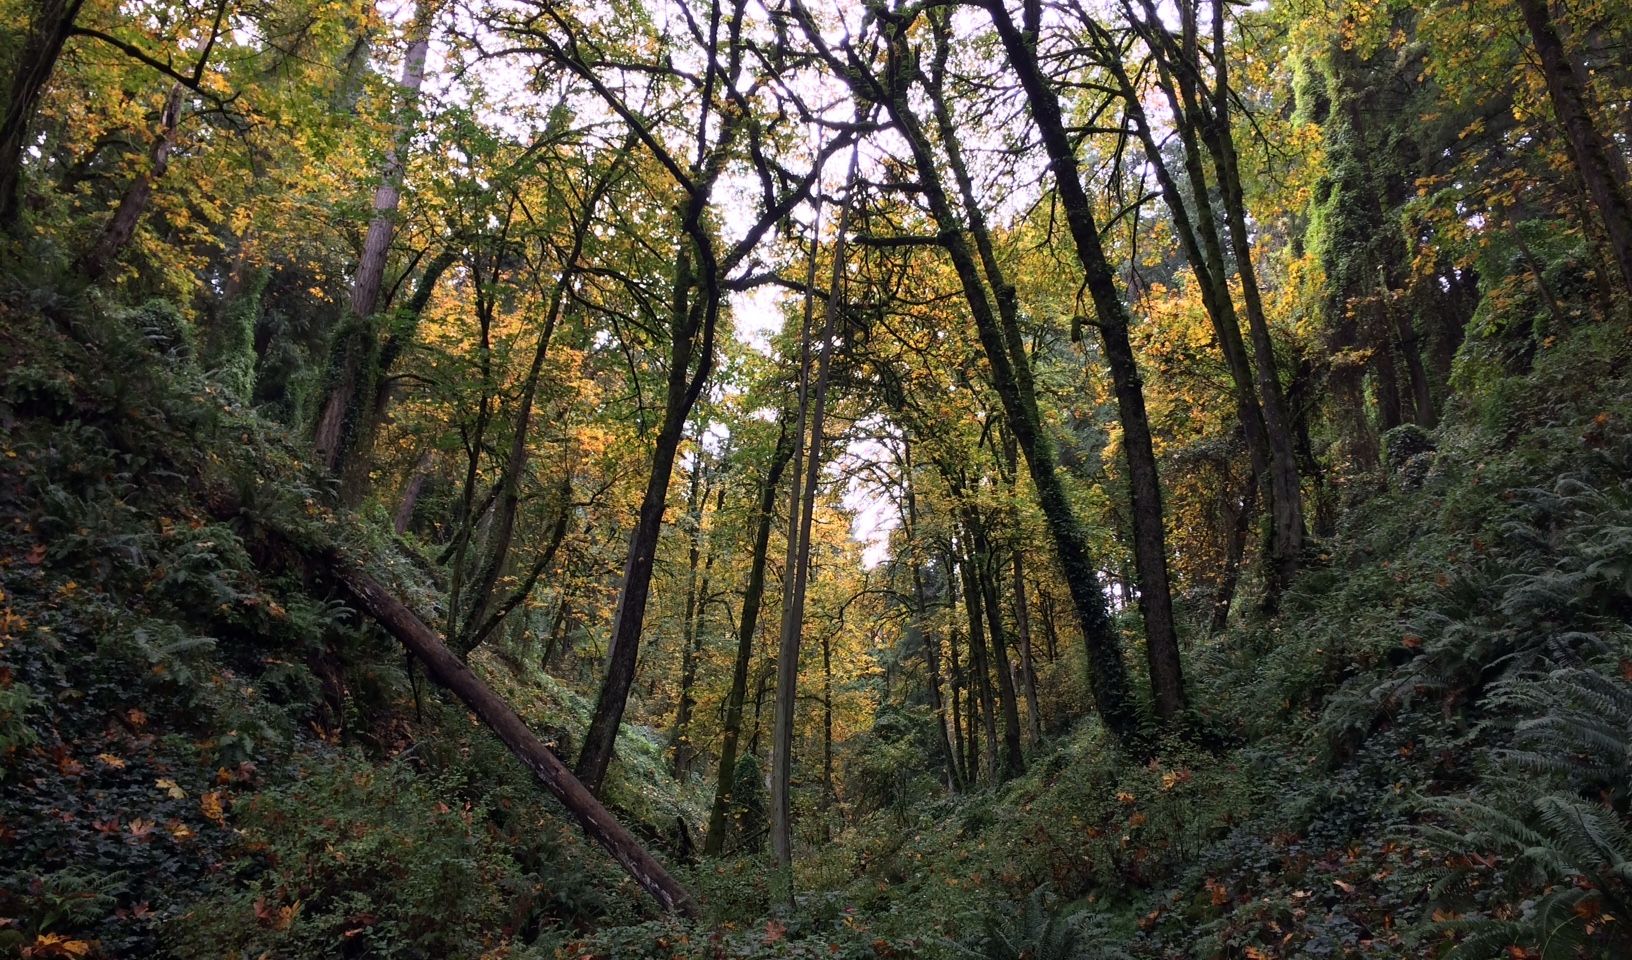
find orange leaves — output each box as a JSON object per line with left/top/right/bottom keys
{"left": 126, "top": 818, "right": 156, "bottom": 840}
{"left": 21, "top": 933, "right": 93, "bottom": 958}
{"left": 1160, "top": 768, "right": 1192, "bottom": 791}
{"left": 254, "top": 897, "right": 301, "bottom": 931}
{"left": 200, "top": 790, "right": 227, "bottom": 825}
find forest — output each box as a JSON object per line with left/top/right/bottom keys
{"left": 1, "top": 0, "right": 1630, "bottom": 956}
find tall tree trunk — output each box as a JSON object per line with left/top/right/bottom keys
{"left": 820, "top": 628, "right": 834, "bottom": 840}
{"left": 1372, "top": 320, "right": 1405, "bottom": 433}
{"left": 904, "top": 446, "right": 960, "bottom": 791}
{"left": 329, "top": 560, "right": 696, "bottom": 916}
{"left": 670, "top": 466, "right": 721, "bottom": 777}
{"left": 577, "top": 157, "right": 729, "bottom": 791}
{"left": 77, "top": 84, "right": 183, "bottom": 281}
{"left": 1211, "top": 461, "right": 1258, "bottom": 634}
{"left": 1012, "top": 552, "right": 1044, "bottom": 745}
{"left": 956, "top": 543, "right": 999, "bottom": 784}
{"left": 947, "top": 615, "right": 969, "bottom": 787}
{"left": 771, "top": 144, "right": 859, "bottom": 897}
{"left": 704, "top": 422, "right": 793, "bottom": 854}
{"left": 1516, "top": 0, "right": 1632, "bottom": 293}
{"left": 975, "top": 536, "right": 1024, "bottom": 781}
{"left": 314, "top": 2, "right": 433, "bottom": 477}
{"left": 0, "top": 0, "right": 84, "bottom": 231}
{"left": 1203, "top": 0, "right": 1307, "bottom": 597}
{"left": 577, "top": 337, "right": 695, "bottom": 791}
{"left": 1381, "top": 269, "right": 1436, "bottom": 428}
{"left": 981, "top": 5, "right": 1185, "bottom": 722}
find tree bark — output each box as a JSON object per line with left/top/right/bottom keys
{"left": 704, "top": 421, "right": 793, "bottom": 854}
{"left": 0, "top": 0, "right": 84, "bottom": 231}
{"left": 771, "top": 142, "right": 860, "bottom": 896}
{"left": 328, "top": 560, "right": 697, "bottom": 916}
{"left": 1516, "top": 0, "right": 1632, "bottom": 293}
{"left": 394, "top": 449, "right": 434, "bottom": 535}
{"left": 955, "top": 539, "right": 999, "bottom": 784}
{"left": 1011, "top": 552, "right": 1043, "bottom": 745}
{"left": 670, "top": 466, "right": 722, "bottom": 777}
{"left": 976, "top": 540, "right": 1024, "bottom": 781}
{"left": 904, "top": 444, "right": 960, "bottom": 791}
{"left": 315, "top": 3, "right": 434, "bottom": 476}
{"left": 946, "top": 613, "right": 969, "bottom": 787}
{"left": 1202, "top": 0, "right": 1307, "bottom": 597}
{"left": 77, "top": 84, "right": 183, "bottom": 281}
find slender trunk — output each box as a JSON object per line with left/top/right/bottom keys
{"left": 670, "top": 467, "right": 721, "bottom": 777}
{"left": 330, "top": 561, "right": 696, "bottom": 916}
{"left": 77, "top": 84, "right": 184, "bottom": 281}
{"left": 1205, "top": 0, "right": 1306, "bottom": 595}
{"left": 1380, "top": 269, "right": 1435, "bottom": 427}
{"left": 542, "top": 595, "right": 571, "bottom": 671}
{"left": 578, "top": 215, "right": 723, "bottom": 793}
{"left": 975, "top": 535, "right": 1024, "bottom": 780}
{"left": 1372, "top": 318, "right": 1404, "bottom": 432}
{"left": 704, "top": 423, "right": 794, "bottom": 855}
{"left": 315, "top": 4, "right": 433, "bottom": 476}
{"left": 904, "top": 447, "right": 960, "bottom": 791}
{"left": 1039, "top": 589, "right": 1060, "bottom": 664}
{"left": 1210, "top": 464, "right": 1258, "bottom": 634}
{"left": 956, "top": 544, "right": 999, "bottom": 784}
{"left": 771, "top": 145, "right": 859, "bottom": 895}
{"left": 0, "top": 0, "right": 84, "bottom": 230}
{"left": 820, "top": 628, "right": 834, "bottom": 840}
{"left": 1012, "top": 553, "right": 1043, "bottom": 745}
{"left": 947, "top": 617, "right": 968, "bottom": 787}
{"left": 1516, "top": 0, "right": 1632, "bottom": 293}
{"left": 577, "top": 371, "right": 691, "bottom": 791}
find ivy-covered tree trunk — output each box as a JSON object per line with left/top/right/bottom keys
{"left": 981, "top": 4, "right": 1186, "bottom": 721}
{"left": 314, "top": 2, "right": 432, "bottom": 481}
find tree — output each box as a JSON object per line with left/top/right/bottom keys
{"left": 314, "top": 0, "right": 437, "bottom": 485}
{"left": 791, "top": 0, "right": 1142, "bottom": 743}
{"left": 1514, "top": 0, "right": 1632, "bottom": 294}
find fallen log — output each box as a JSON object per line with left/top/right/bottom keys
{"left": 328, "top": 556, "right": 699, "bottom": 917}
